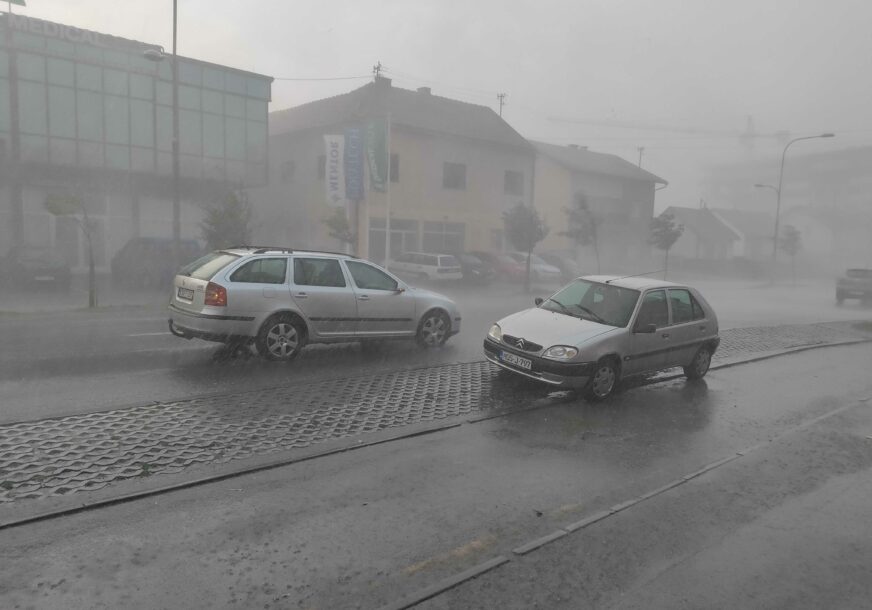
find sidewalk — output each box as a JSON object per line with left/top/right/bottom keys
{"left": 1, "top": 320, "right": 870, "bottom": 512}
{"left": 0, "top": 276, "right": 167, "bottom": 315}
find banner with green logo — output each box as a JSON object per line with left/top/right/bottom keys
{"left": 366, "top": 117, "right": 388, "bottom": 193}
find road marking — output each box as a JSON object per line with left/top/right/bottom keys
{"left": 127, "top": 332, "right": 171, "bottom": 337}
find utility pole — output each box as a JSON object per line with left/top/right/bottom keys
{"left": 637, "top": 146, "right": 645, "bottom": 167}
{"left": 497, "top": 93, "right": 507, "bottom": 117}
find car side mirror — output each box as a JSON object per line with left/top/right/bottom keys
{"left": 394, "top": 286, "right": 406, "bottom": 294}
{"left": 634, "top": 323, "right": 657, "bottom": 334}
{"left": 534, "top": 297, "right": 544, "bottom": 306}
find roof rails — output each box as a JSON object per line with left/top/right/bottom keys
{"left": 227, "top": 246, "right": 359, "bottom": 259}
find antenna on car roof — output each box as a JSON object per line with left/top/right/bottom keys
{"left": 605, "top": 270, "right": 665, "bottom": 284}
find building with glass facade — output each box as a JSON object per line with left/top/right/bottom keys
{"left": 0, "top": 13, "right": 272, "bottom": 272}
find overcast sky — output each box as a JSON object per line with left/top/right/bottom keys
{"left": 17, "top": 0, "right": 872, "bottom": 206}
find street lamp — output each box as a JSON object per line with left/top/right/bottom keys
{"left": 769, "top": 133, "right": 834, "bottom": 269}
{"left": 142, "top": 0, "right": 181, "bottom": 270}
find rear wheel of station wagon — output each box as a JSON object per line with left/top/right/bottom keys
{"left": 256, "top": 315, "right": 305, "bottom": 361}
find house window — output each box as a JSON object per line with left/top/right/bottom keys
{"left": 280, "top": 160, "right": 296, "bottom": 183}
{"left": 390, "top": 153, "right": 399, "bottom": 183}
{"left": 443, "top": 162, "right": 466, "bottom": 190}
{"left": 317, "top": 154, "right": 325, "bottom": 179}
{"left": 504, "top": 170, "right": 524, "bottom": 196}
{"left": 422, "top": 221, "right": 466, "bottom": 253}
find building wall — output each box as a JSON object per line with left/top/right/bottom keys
{"left": 535, "top": 155, "right": 656, "bottom": 272}
{"left": 253, "top": 124, "right": 535, "bottom": 261}
{"left": 0, "top": 13, "right": 271, "bottom": 270}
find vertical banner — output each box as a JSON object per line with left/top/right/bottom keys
{"left": 344, "top": 126, "right": 364, "bottom": 201}
{"left": 323, "top": 134, "right": 345, "bottom": 208}
{"left": 366, "top": 117, "right": 388, "bottom": 193}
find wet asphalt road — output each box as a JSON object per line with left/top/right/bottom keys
{"left": 2, "top": 342, "right": 871, "bottom": 609}
{"left": 1, "top": 278, "right": 871, "bottom": 425}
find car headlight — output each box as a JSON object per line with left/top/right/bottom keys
{"left": 542, "top": 345, "right": 579, "bottom": 360}
{"left": 488, "top": 324, "right": 502, "bottom": 341}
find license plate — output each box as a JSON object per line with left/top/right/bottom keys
{"left": 34, "top": 276, "right": 55, "bottom": 281}
{"left": 177, "top": 287, "right": 194, "bottom": 300}
{"left": 501, "top": 351, "right": 532, "bottom": 370}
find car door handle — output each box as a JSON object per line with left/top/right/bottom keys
{"left": 358, "top": 295, "right": 370, "bottom": 301}
{"left": 661, "top": 333, "right": 670, "bottom": 338}
{"left": 295, "top": 292, "right": 308, "bottom": 299}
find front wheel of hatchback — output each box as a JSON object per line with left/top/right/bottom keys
{"left": 684, "top": 345, "right": 712, "bottom": 380}
{"left": 416, "top": 310, "right": 450, "bottom": 348}
{"left": 584, "top": 358, "right": 619, "bottom": 401}
{"left": 256, "top": 315, "right": 305, "bottom": 361}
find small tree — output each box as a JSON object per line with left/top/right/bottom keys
{"left": 323, "top": 208, "right": 356, "bottom": 253}
{"left": 200, "top": 191, "right": 252, "bottom": 250}
{"left": 649, "top": 212, "right": 684, "bottom": 279}
{"left": 779, "top": 224, "right": 802, "bottom": 285}
{"left": 560, "top": 193, "right": 602, "bottom": 272}
{"left": 44, "top": 193, "right": 98, "bottom": 308}
{"left": 503, "top": 202, "right": 549, "bottom": 292}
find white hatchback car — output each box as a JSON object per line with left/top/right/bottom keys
{"left": 168, "top": 247, "right": 462, "bottom": 360}
{"left": 484, "top": 275, "right": 720, "bottom": 400}
{"left": 388, "top": 252, "right": 463, "bottom": 281}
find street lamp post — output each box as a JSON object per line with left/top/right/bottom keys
{"left": 768, "top": 133, "right": 834, "bottom": 268}
{"left": 143, "top": 0, "right": 181, "bottom": 270}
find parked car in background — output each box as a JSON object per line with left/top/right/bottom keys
{"left": 469, "top": 251, "right": 526, "bottom": 282}
{"left": 455, "top": 253, "right": 496, "bottom": 285}
{"left": 836, "top": 268, "right": 872, "bottom": 304}
{"left": 112, "top": 237, "right": 203, "bottom": 289}
{"left": 507, "top": 252, "right": 562, "bottom": 283}
{"left": 387, "top": 252, "right": 463, "bottom": 281}
{"left": 168, "top": 247, "right": 462, "bottom": 360}
{"left": 485, "top": 275, "right": 720, "bottom": 400}
{"left": 0, "top": 246, "right": 71, "bottom": 291}
{"left": 539, "top": 252, "right": 581, "bottom": 282}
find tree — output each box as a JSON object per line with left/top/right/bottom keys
{"left": 778, "top": 224, "right": 802, "bottom": 285}
{"left": 322, "top": 208, "right": 356, "bottom": 253}
{"left": 44, "top": 193, "right": 99, "bottom": 308}
{"left": 503, "top": 202, "right": 549, "bottom": 292}
{"left": 560, "top": 193, "right": 602, "bottom": 273}
{"left": 648, "top": 213, "right": 684, "bottom": 279}
{"left": 200, "top": 191, "right": 252, "bottom": 250}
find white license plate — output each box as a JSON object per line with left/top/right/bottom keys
{"left": 177, "top": 287, "right": 194, "bottom": 300}
{"left": 34, "top": 276, "right": 55, "bottom": 281}
{"left": 501, "top": 351, "right": 532, "bottom": 370}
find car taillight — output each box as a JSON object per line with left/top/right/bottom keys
{"left": 204, "top": 282, "right": 227, "bottom": 307}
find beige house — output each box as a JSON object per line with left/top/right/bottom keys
{"left": 532, "top": 142, "right": 667, "bottom": 273}
{"left": 251, "top": 77, "right": 534, "bottom": 261}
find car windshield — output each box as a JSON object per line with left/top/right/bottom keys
{"left": 178, "top": 252, "right": 240, "bottom": 280}
{"left": 541, "top": 279, "right": 640, "bottom": 327}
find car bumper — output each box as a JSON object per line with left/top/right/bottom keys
{"left": 483, "top": 339, "right": 594, "bottom": 388}
{"left": 168, "top": 304, "right": 257, "bottom": 343}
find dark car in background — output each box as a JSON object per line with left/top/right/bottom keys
{"left": 0, "top": 246, "right": 71, "bottom": 291}
{"left": 111, "top": 237, "right": 203, "bottom": 289}
{"left": 836, "top": 268, "right": 872, "bottom": 304}
{"left": 469, "top": 251, "right": 526, "bottom": 282}
{"left": 456, "top": 253, "right": 497, "bottom": 285}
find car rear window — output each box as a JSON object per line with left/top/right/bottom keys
{"left": 438, "top": 255, "right": 459, "bottom": 267}
{"left": 179, "top": 252, "right": 240, "bottom": 280}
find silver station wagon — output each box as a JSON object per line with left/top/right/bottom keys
{"left": 484, "top": 275, "right": 720, "bottom": 400}
{"left": 168, "top": 247, "right": 462, "bottom": 360}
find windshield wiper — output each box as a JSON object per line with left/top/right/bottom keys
{"left": 545, "top": 298, "right": 572, "bottom": 315}
{"left": 571, "top": 304, "right": 609, "bottom": 325}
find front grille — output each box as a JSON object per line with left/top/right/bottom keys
{"left": 502, "top": 334, "right": 543, "bottom": 352}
